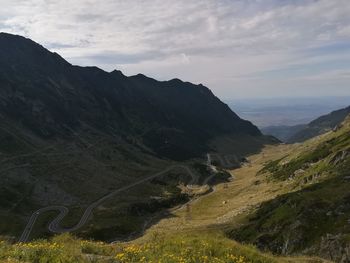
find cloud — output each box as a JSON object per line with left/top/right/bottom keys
{"left": 0, "top": 0, "right": 349, "bottom": 99}
{"left": 180, "top": 53, "right": 190, "bottom": 64}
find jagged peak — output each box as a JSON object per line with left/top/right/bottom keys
{"left": 110, "top": 69, "right": 125, "bottom": 76}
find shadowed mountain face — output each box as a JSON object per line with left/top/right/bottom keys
{"left": 261, "top": 124, "right": 306, "bottom": 142}
{"left": 0, "top": 33, "right": 260, "bottom": 160}
{"left": 0, "top": 33, "right": 269, "bottom": 240}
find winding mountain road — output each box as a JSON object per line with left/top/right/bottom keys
{"left": 19, "top": 165, "right": 197, "bottom": 242}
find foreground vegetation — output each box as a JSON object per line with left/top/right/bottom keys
{"left": 0, "top": 232, "right": 326, "bottom": 263}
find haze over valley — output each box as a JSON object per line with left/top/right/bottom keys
{"left": 228, "top": 96, "right": 350, "bottom": 128}
{"left": 0, "top": 1, "right": 350, "bottom": 263}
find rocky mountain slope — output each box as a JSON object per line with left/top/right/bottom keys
{"left": 288, "top": 106, "right": 350, "bottom": 143}
{"left": 0, "top": 32, "right": 261, "bottom": 160}
{"left": 232, "top": 114, "right": 350, "bottom": 262}
{"left": 0, "top": 32, "right": 270, "bottom": 241}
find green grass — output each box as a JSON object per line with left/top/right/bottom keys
{"left": 0, "top": 232, "right": 323, "bottom": 263}
{"left": 259, "top": 125, "right": 350, "bottom": 181}
{"left": 260, "top": 144, "right": 331, "bottom": 181}
{"left": 232, "top": 158, "right": 350, "bottom": 257}
{"left": 230, "top": 119, "right": 350, "bottom": 261}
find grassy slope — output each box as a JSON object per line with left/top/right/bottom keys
{"left": 0, "top": 137, "right": 327, "bottom": 262}
{"left": 0, "top": 115, "right": 268, "bottom": 241}
{"left": 2, "top": 118, "right": 347, "bottom": 262}
{"left": 134, "top": 143, "right": 295, "bottom": 241}
{"left": 0, "top": 121, "right": 174, "bottom": 240}
{"left": 0, "top": 233, "right": 326, "bottom": 263}
{"left": 231, "top": 116, "right": 350, "bottom": 262}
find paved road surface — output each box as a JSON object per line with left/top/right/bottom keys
{"left": 19, "top": 165, "right": 197, "bottom": 242}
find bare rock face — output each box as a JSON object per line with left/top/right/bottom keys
{"left": 316, "top": 234, "right": 350, "bottom": 263}
{"left": 302, "top": 173, "right": 321, "bottom": 184}
{"left": 333, "top": 124, "right": 343, "bottom": 132}
{"left": 330, "top": 150, "right": 350, "bottom": 165}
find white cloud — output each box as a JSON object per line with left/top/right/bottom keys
{"left": 180, "top": 53, "right": 190, "bottom": 64}
{"left": 0, "top": 0, "right": 350, "bottom": 99}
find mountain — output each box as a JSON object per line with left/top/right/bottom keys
{"left": 0, "top": 32, "right": 262, "bottom": 160}
{"left": 0, "top": 32, "right": 270, "bottom": 241}
{"left": 231, "top": 114, "right": 350, "bottom": 262}
{"left": 261, "top": 124, "right": 306, "bottom": 142}
{"left": 288, "top": 106, "right": 350, "bottom": 143}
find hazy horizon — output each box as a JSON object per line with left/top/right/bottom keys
{"left": 227, "top": 96, "right": 350, "bottom": 127}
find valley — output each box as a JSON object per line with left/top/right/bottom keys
{"left": 1, "top": 134, "right": 337, "bottom": 263}
{"left": 129, "top": 115, "right": 350, "bottom": 262}
{"left": 0, "top": 32, "right": 349, "bottom": 263}
{"left": 0, "top": 32, "right": 272, "bottom": 244}
{"left": 136, "top": 144, "right": 296, "bottom": 242}
{"left": 19, "top": 164, "right": 199, "bottom": 242}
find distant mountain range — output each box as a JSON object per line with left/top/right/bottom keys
{"left": 262, "top": 106, "right": 350, "bottom": 143}
{"left": 288, "top": 105, "right": 350, "bottom": 143}
{"left": 228, "top": 97, "right": 350, "bottom": 128}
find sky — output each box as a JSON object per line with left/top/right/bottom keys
{"left": 0, "top": 0, "right": 350, "bottom": 100}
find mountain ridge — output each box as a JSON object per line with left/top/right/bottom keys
{"left": 288, "top": 105, "right": 350, "bottom": 143}
{"left": 0, "top": 32, "right": 269, "bottom": 242}
{"left": 0, "top": 32, "right": 262, "bottom": 160}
